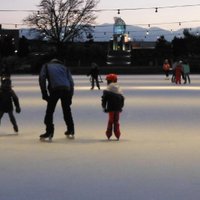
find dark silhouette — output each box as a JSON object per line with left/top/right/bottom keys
{"left": 18, "top": 36, "right": 29, "bottom": 57}
{"left": 87, "top": 62, "right": 100, "bottom": 90}
{"left": 0, "top": 77, "right": 21, "bottom": 133}
{"left": 39, "top": 58, "right": 75, "bottom": 141}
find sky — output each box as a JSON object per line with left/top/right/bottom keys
{"left": 1, "top": 0, "right": 200, "bottom": 31}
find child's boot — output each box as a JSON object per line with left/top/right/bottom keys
{"left": 114, "top": 123, "right": 121, "bottom": 140}
{"left": 106, "top": 123, "right": 112, "bottom": 140}
{"left": 106, "top": 129, "right": 112, "bottom": 140}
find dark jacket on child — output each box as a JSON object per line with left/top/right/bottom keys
{"left": 102, "top": 83, "right": 124, "bottom": 112}
{"left": 0, "top": 88, "right": 20, "bottom": 113}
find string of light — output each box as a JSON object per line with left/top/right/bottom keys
{"left": 1, "top": 3, "right": 200, "bottom": 13}
{"left": 94, "top": 29, "right": 200, "bottom": 36}
{"left": 2, "top": 19, "right": 200, "bottom": 28}
{"left": 94, "top": 19, "right": 200, "bottom": 28}
{"left": 1, "top": 3, "right": 200, "bottom": 28}
{"left": 1, "top": 3, "right": 200, "bottom": 40}
{"left": 94, "top": 3, "right": 200, "bottom": 14}
{"left": 3, "top": 20, "right": 200, "bottom": 36}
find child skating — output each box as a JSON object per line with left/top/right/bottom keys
{"left": 0, "top": 77, "right": 21, "bottom": 133}
{"left": 101, "top": 74, "right": 124, "bottom": 140}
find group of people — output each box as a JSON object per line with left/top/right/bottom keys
{"left": 1, "top": 57, "right": 192, "bottom": 141}
{"left": 0, "top": 58, "right": 125, "bottom": 142}
{"left": 163, "top": 59, "right": 191, "bottom": 84}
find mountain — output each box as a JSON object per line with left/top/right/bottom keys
{"left": 19, "top": 24, "right": 200, "bottom": 42}
{"left": 93, "top": 23, "right": 185, "bottom": 42}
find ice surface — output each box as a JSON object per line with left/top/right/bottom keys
{"left": 0, "top": 75, "right": 200, "bottom": 200}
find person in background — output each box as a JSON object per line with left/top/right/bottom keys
{"left": 163, "top": 59, "right": 171, "bottom": 80}
{"left": 101, "top": 74, "right": 124, "bottom": 140}
{"left": 87, "top": 62, "right": 100, "bottom": 90}
{"left": 182, "top": 60, "right": 191, "bottom": 84}
{"left": 171, "top": 60, "right": 178, "bottom": 83}
{"left": 175, "top": 60, "right": 183, "bottom": 84}
{"left": 0, "top": 77, "right": 21, "bottom": 133}
{"left": 39, "top": 58, "right": 75, "bottom": 141}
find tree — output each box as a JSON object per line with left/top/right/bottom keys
{"left": 24, "top": 0, "right": 99, "bottom": 52}
{"left": 155, "top": 35, "right": 172, "bottom": 65}
{"left": 0, "top": 35, "right": 15, "bottom": 57}
{"left": 18, "top": 36, "right": 29, "bottom": 57}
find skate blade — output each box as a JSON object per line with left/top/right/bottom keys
{"left": 40, "top": 137, "right": 52, "bottom": 142}
{"left": 107, "top": 138, "right": 120, "bottom": 141}
{"left": 66, "top": 135, "right": 75, "bottom": 140}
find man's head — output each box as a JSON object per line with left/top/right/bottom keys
{"left": 50, "top": 58, "right": 63, "bottom": 64}
{"left": 1, "top": 77, "right": 11, "bottom": 89}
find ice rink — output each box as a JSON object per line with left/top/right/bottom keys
{"left": 0, "top": 74, "right": 200, "bottom": 200}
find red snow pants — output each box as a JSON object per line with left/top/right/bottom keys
{"left": 106, "top": 112, "right": 121, "bottom": 139}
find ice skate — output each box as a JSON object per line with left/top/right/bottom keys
{"left": 106, "top": 130, "right": 112, "bottom": 140}
{"left": 114, "top": 123, "right": 121, "bottom": 141}
{"left": 40, "top": 133, "right": 53, "bottom": 142}
{"left": 65, "top": 130, "right": 75, "bottom": 139}
{"left": 114, "top": 131, "right": 121, "bottom": 141}
{"left": 13, "top": 125, "right": 18, "bottom": 133}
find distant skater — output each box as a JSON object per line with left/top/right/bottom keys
{"left": 182, "top": 60, "right": 191, "bottom": 84}
{"left": 163, "top": 59, "right": 171, "bottom": 80}
{"left": 101, "top": 74, "right": 124, "bottom": 140}
{"left": 175, "top": 61, "right": 183, "bottom": 84}
{"left": 87, "top": 62, "right": 100, "bottom": 90}
{"left": 0, "top": 77, "right": 21, "bottom": 133}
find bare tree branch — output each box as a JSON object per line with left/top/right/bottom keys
{"left": 24, "top": 0, "right": 99, "bottom": 47}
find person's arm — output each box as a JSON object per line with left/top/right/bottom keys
{"left": 11, "top": 90, "right": 21, "bottom": 113}
{"left": 39, "top": 65, "right": 49, "bottom": 101}
{"left": 101, "top": 91, "right": 107, "bottom": 112}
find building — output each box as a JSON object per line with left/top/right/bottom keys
{"left": 107, "top": 17, "right": 132, "bottom": 66}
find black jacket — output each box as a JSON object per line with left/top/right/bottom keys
{"left": 101, "top": 83, "right": 124, "bottom": 112}
{"left": 87, "top": 67, "right": 99, "bottom": 79}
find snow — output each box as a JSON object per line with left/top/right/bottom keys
{"left": 0, "top": 74, "right": 200, "bottom": 200}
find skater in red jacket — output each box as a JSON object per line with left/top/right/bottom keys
{"left": 175, "top": 61, "right": 183, "bottom": 84}
{"left": 101, "top": 74, "right": 124, "bottom": 140}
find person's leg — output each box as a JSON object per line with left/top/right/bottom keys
{"left": 166, "top": 70, "right": 169, "bottom": 79}
{"left": 8, "top": 111, "right": 18, "bottom": 132}
{"left": 61, "top": 91, "right": 74, "bottom": 136}
{"left": 188, "top": 74, "right": 191, "bottom": 84}
{"left": 114, "top": 112, "right": 121, "bottom": 140}
{"left": 41, "top": 92, "right": 58, "bottom": 138}
{"left": 91, "top": 78, "right": 95, "bottom": 89}
{"left": 184, "top": 73, "right": 187, "bottom": 84}
{"left": 178, "top": 75, "right": 181, "bottom": 84}
{"left": 95, "top": 78, "right": 100, "bottom": 89}
{"left": 175, "top": 75, "right": 178, "bottom": 84}
{"left": 186, "top": 73, "right": 191, "bottom": 84}
{"left": 106, "top": 112, "right": 114, "bottom": 139}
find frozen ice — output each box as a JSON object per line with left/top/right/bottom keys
{"left": 0, "top": 74, "right": 200, "bottom": 200}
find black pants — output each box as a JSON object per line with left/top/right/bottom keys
{"left": 44, "top": 89, "right": 74, "bottom": 135}
{"left": 91, "top": 77, "right": 100, "bottom": 89}
{"left": 0, "top": 111, "right": 17, "bottom": 127}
